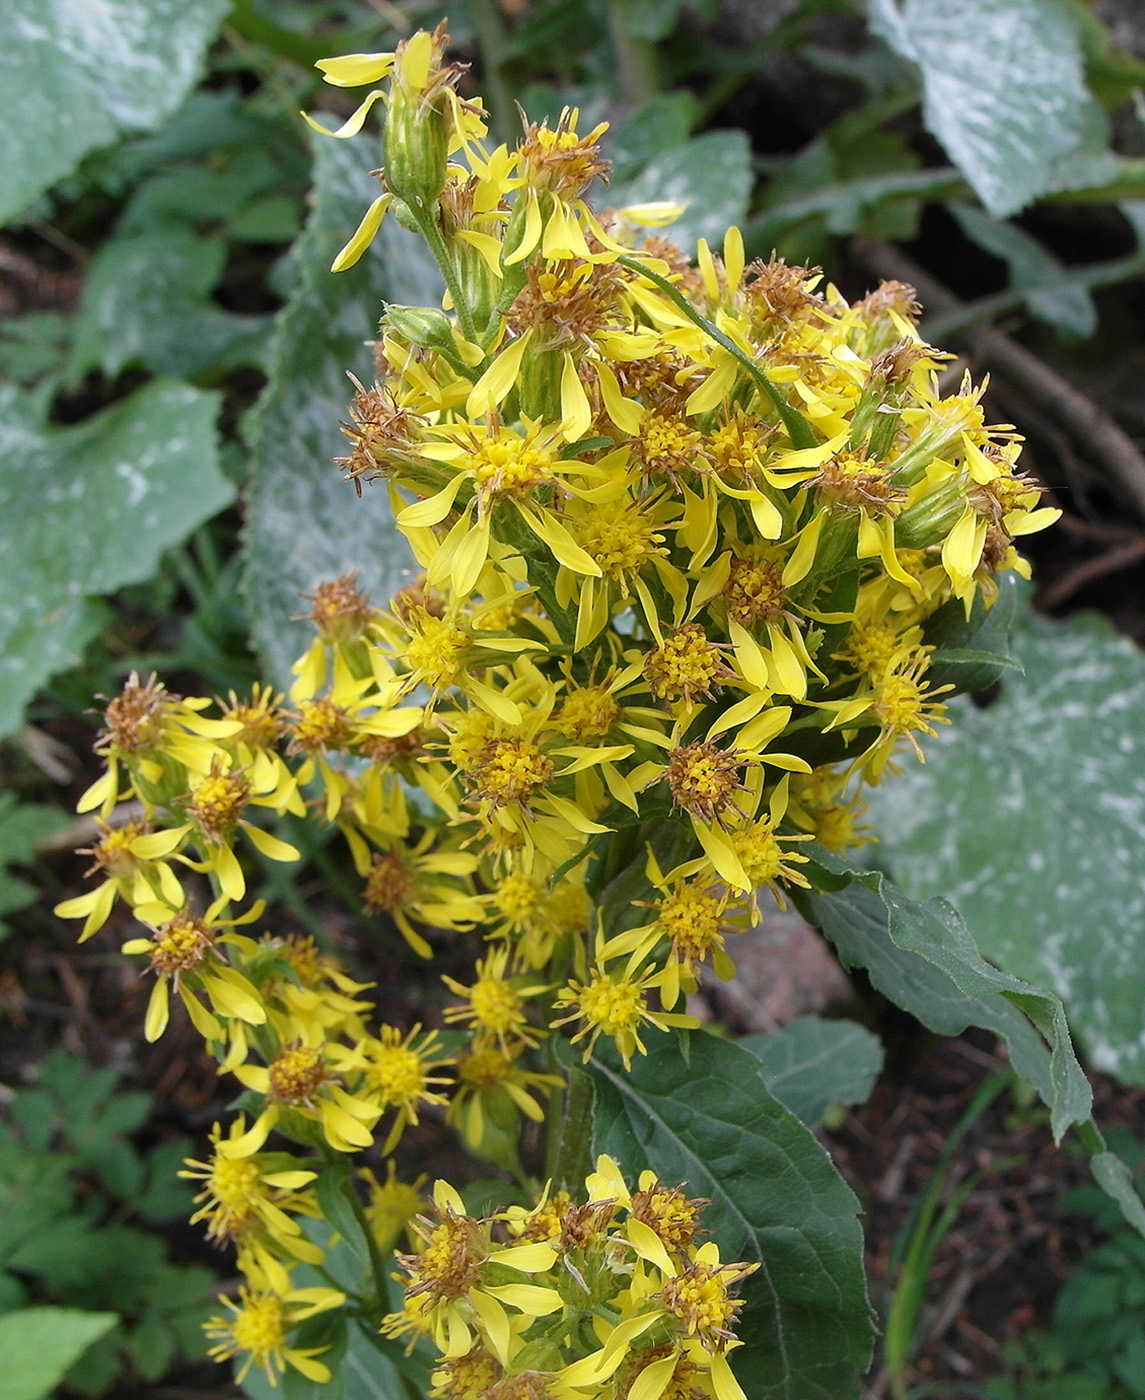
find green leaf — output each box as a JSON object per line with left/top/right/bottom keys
{"left": 617, "top": 0, "right": 684, "bottom": 42}
{"left": 0, "top": 380, "right": 234, "bottom": 737}
{"left": 242, "top": 128, "right": 442, "bottom": 688}
{"left": 313, "top": 1162, "right": 373, "bottom": 1279}
{"left": 585, "top": 1030, "right": 872, "bottom": 1400}
{"left": 608, "top": 94, "right": 698, "bottom": 184}
{"left": 739, "top": 1016, "right": 884, "bottom": 1126}
{"left": 866, "top": 606, "right": 1145, "bottom": 1088}
{"left": 69, "top": 228, "right": 271, "bottom": 380}
{"left": 922, "top": 567, "right": 1024, "bottom": 693}
{"left": 0, "top": 0, "right": 229, "bottom": 225}
{"left": 1091, "top": 1153, "right": 1145, "bottom": 1238}
{"left": 0, "top": 795, "right": 67, "bottom": 865}
{"left": 0, "top": 313, "right": 72, "bottom": 389}
{"left": 949, "top": 202, "right": 1097, "bottom": 338}
{"left": 124, "top": 1310, "right": 176, "bottom": 1383}
{"left": 869, "top": 0, "right": 1091, "bottom": 216}
{"left": 802, "top": 858, "right": 1092, "bottom": 1144}
{"left": 343, "top": 1321, "right": 423, "bottom": 1400}
{"left": 608, "top": 131, "right": 754, "bottom": 254}
{"left": 748, "top": 166, "right": 967, "bottom": 254}
{"left": 0, "top": 795, "right": 67, "bottom": 935}
{"left": 0, "top": 1307, "right": 118, "bottom": 1400}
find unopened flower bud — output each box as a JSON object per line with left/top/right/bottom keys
{"left": 383, "top": 304, "right": 456, "bottom": 353}
{"left": 383, "top": 29, "right": 451, "bottom": 213}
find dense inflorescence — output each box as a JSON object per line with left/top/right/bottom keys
{"left": 58, "top": 24, "right": 1057, "bottom": 1388}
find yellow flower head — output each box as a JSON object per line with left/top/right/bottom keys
{"left": 205, "top": 1281, "right": 344, "bottom": 1387}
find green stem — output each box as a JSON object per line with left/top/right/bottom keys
{"left": 415, "top": 208, "right": 480, "bottom": 345}
{"left": 615, "top": 256, "right": 819, "bottom": 449}
{"left": 549, "top": 1064, "right": 594, "bottom": 1192}
{"left": 607, "top": 1, "right": 660, "bottom": 105}
{"left": 883, "top": 1070, "right": 1010, "bottom": 1399}
{"left": 465, "top": 0, "right": 517, "bottom": 144}
{"left": 323, "top": 1145, "right": 392, "bottom": 1310}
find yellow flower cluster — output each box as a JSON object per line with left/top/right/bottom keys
{"left": 56, "top": 24, "right": 1060, "bottom": 1387}
{"left": 387, "top": 1158, "right": 757, "bottom": 1400}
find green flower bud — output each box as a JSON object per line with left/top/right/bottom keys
{"left": 384, "top": 82, "right": 448, "bottom": 214}
{"left": 383, "top": 304, "right": 456, "bottom": 353}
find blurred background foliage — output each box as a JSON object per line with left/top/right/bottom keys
{"left": 5, "top": 0, "right": 1145, "bottom": 1395}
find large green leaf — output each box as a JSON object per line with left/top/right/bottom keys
{"left": 739, "top": 1016, "right": 884, "bottom": 1127}
{"left": 802, "top": 864, "right": 1145, "bottom": 1235}
{"left": 0, "top": 0, "right": 229, "bottom": 225}
{"left": 586, "top": 1031, "right": 872, "bottom": 1400}
{"left": 0, "top": 1307, "right": 118, "bottom": 1400}
{"left": 948, "top": 202, "right": 1097, "bottom": 338}
{"left": 865, "top": 607, "right": 1145, "bottom": 1087}
{"left": 869, "top": 0, "right": 1091, "bottom": 216}
{"left": 69, "top": 228, "right": 271, "bottom": 380}
{"left": 242, "top": 128, "right": 442, "bottom": 688}
{"left": 608, "top": 131, "right": 754, "bottom": 254}
{"left": 0, "top": 381, "right": 233, "bottom": 737}
{"left": 801, "top": 853, "right": 1092, "bottom": 1144}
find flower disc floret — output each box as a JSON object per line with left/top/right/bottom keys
{"left": 661, "top": 1252, "right": 752, "bottom": 1351}
{"left": 85, "top": 820, "right": 150, "bottom": 879}
{"left": 840, "top": 621, "right": 901, "bottom": 682}
{"left": 556, "top": 685, "right": 620, "bottom": 740}
{"left": 288, "top": 698, "right": 355, "bottom": 754}
{"left": 304, "top": 570, "right": 374, "bottom": 641}
{"left": 221, "top": 684, "right": 286, "bottom": 749}
{"left": 404, "top": 609, "right": 471, "bottom": 689}
{"left": 404, "top": 1209, "right": 487, "bottom": 1300}
{"left": 809, "top": 450, "right": 904, "bottom": 516}
{"left": 655, "top": 884, "right": 726, "bottom": 967}
{"left": 516, "top": 108, "right": 609, "bottom": 198}
{"left": 576, "top": 500, "right": 668, "bottom": 579}
{"left": 183, "top": 760, "right": 251, "bottom": 843}
{"left": 97, "top": 672, "right": 168, "bottom": 755}
{"left": 723, "top": 557, "right": 788, "bottom": 627}
{"left": 731, "top": 821, "right": 811, "bottom": 892}
{"left": 470, "top": 737, "right": 553, "bottom": 809}
{"left": 269, "top": 1045, "right": 329, "bottom": 1106}
{"left": 645, "top": 625, "right": 732, "bottom": 705}
{"left": 148, "top": 912, "right": 214, "bottom": 977}
{"left": 470, "top": 429, "right": 556, "bottom": 507}
{"left": 442, "top": 949, "right": 543, "bottom": 1049}
{"left": 434, "top": 1347, "right": 503, "bottom": 1399}
{"left": 663, "top": 742, "right": 745, "bottom": 827}
{"left": 636, "top": 411, "right": 706, "bottom": 481}
{"left": 363, "top": 850, "right": 417, "bottom": 914}
{"left": 630, "top": 1182, "right": 707, "bottom": 1254}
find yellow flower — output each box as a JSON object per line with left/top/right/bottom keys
{"left": 447, "top": 1040, "right": 562, "bottom": 1150}
{"left": 404, "top": 415, "right": 604, "bottom": 597}
{"left": 442, "top": 946, "right": 549, "bottom": 1050}
{"left": 553, "top": 958, "right": 697, "bottom": 1069}
{"left": 54, "top": 818, "right": 185, "bottom": 939}
{"left": 390, "top": 1179, "right": 561, "bottom": 1365}
{"left": 79, "top": 671, "right": 242, "bottom": 816}
{"left": 391, "top": 1157, "right": 758, "bottom": 1399}
{"left": 181, "top": 1118, "right": 322, "bottom": 1271}
{"left": 222, "top": 1038, "right": 383, "bottom": 1157}
{"left": 331, "top": 1023, "right": 454, "bottom": 1154}
{"left": 661, "top": 1241, "right": 756, "bottom": 1352}
{"left": 205, "top": 1280, "right": 345, "bottom": 1386}
{"left": 360, "top": 1159, "right": 427, "bottom": 1254}
{"left": 120, "top": 896, "right": 268, "bottom": 1043}
{"left": 358, "top": 832, "right": 482, "bottom": 959}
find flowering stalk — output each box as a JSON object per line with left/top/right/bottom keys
{"left": 57, "top": 22, "right": 1061, "bottom": 1390}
